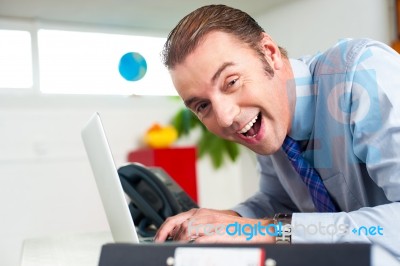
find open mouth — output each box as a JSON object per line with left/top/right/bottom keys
{"left": 237, "top": 112, "right": 261, "bottom": 138}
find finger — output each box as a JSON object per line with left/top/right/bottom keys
{"left": 175, "top": 213, "right": 241, "bottom": 241}
{"left": 192, "top": 234, "right": 232, "bottom": 244}
{"left": 154, "top": 208, "right": 198, "bottom": 242}
{"left": 171, "top": 218, "right": 189, "bottom": 241}
{"left": 170, "top": 222, "right": 193, "bottom": 241}
{"left": 169, "top": 213, "right": 217, "bottom": 242}
{"left": 154, "top": 208, "right": 222, "bottom": 242}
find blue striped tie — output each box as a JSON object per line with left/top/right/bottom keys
{"left": 282, "top": 136, "right": 338, "bottom": 212}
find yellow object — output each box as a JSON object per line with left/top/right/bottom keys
{"left": 144, "top": 123, "right": 178, "bottom": 148}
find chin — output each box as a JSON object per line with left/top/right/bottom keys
{"left": 259, "top": 134, "right": 287, "bottom": 154}
{"left": 248, "top": 144, "right": 280, "bottom": 155}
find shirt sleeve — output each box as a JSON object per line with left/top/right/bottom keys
{"left": 231, "top": 154, "right": 299, "bottom": 218}
{"left": 292, "top": 42, "right": 400, "bottom": 259}
{"left": 350, "top": 42, "right": 400, "bottom": 202}
{"left": 292, "top": 203, "right": 400, "bottom": 260}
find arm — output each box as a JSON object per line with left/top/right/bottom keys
{"left": 153, "top": 207, "right": 275, "bottom": 243}
{"left": 154, "top": 155, "right": 295, "bottom": 243}
{"left": 292, "top": 41, "right": 400, "bottom": 259}
{"left": 231, "top": 154, "right": 299, "bottom": 218}
{"left": 292, "top": 203, "right": 400, "bottom": 259}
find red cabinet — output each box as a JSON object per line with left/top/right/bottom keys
{"left": 127, "top": 147, "right": 198, "bottom": 203}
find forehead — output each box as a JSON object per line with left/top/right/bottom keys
{"left": 171, "top": 32, "right": 253, "bottom": 76}
{"left": 190, "top": 31, "right": 248, "bottom": 59}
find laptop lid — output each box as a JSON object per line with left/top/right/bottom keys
{"left": 81, "top": 112, "right": 139, "bottom": 244}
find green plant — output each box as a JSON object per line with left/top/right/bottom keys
{"left": 171, "top": 107, "right": 240, "bottom": 169}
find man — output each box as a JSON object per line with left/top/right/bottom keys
{"left": 154, "top": 4, "right": 400, "bottom": 258}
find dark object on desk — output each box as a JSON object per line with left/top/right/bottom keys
{"left": 118, "top": 164, "right": 198, "bottom": 237}
{"left": 98, "top": 243, "right": 371, "bottom": 266}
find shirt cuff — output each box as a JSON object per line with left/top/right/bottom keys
{"left": 291, "top": 212, "right": 337, "bottom": 243}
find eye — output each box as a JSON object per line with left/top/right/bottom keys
{"left": 225, "top": 76, "right": 239, "bottom": 90}
{"left": 228, "top": 79, "right": 237, "bottom": 87}
{"left": 195, "top": 102, "right": 209, "bottom": 115}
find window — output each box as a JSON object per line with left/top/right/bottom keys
{"left": 0, "top": 18, "right": 177, "bottom": 96}
{"left": 38, "top": 29, "right": 176, "bottom": 95}
{"left": 0, "top": 30, "right": 32, "bottom": 89}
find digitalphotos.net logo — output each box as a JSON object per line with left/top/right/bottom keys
{"left": 187, "top": 220, "right": 384, "bottom": 241}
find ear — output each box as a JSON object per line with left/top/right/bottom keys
{"left": 259, "top": 33, "right": 284, "bottom": 70}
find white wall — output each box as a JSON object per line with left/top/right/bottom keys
{"left": 256, "top": 0, "right": 396, "bottom": 58}
{"left": 197, "top": 146, "right": 258, "bottom": 209}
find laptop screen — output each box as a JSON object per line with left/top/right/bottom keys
{"left": 81, "top": 112, "right": 139, "bottom": 244}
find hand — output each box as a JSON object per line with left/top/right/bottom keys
{"left": 154, "top": 208, "right": 275, "bottom": 244}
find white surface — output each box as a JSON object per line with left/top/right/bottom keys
{"left": 371, "top": 245, "right": 400, "bottom": 266}
{"left": 257, "top": 0, "right": 395, "bottom": 58}
{"left": 0, "top": 1, "right": 296, "bottom": 33}
{"left": 174, "top": 247, "right": 264, "bottom": 266}
{"left": 20, "top": 233, "right": 399, "bottom": 266}
{"left": 20, "top": 232, "right": 113, "bottom": 266}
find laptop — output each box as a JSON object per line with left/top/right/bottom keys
{"left": 81, "top": 112, "right": 141, "bottom": 244}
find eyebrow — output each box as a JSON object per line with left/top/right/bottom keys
{"left": 184, "top": 96, "right": 201, "bottom": 109}
{"left": 211, "top": 62, "right": 235, "bottom": 84}
{"left": 184, "top": 62, "right": 235, "bottom": 108}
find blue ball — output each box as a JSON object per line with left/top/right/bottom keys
{"left": 118, "top": 52, "right": 147, "bottom": 81}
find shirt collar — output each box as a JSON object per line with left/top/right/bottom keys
{"left": 288, "top": 58, "right": 316, "bottom": 141}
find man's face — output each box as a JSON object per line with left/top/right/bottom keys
{"left": 170, "top": 31, "right": 293, "bottom": 155}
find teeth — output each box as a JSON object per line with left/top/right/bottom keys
{"left": 238, "top": 115, "right": 258, "bottom": 134}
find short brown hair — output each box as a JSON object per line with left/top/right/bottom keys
{"left": 162, "top": 4, "right": 287, "bottom": 73}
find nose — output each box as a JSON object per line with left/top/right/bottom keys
{"left": 213, "top": 98, "right": 240, "bottom": 129}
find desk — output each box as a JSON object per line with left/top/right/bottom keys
{"left": 20, "top": 232, "right": 400, "bottom": 266}
{"left": 20, "top": 232, "right": 113, "bottom": 266}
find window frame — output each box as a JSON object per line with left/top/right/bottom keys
{"left": 0, "top": 17, "right": 173, "bottom": 96}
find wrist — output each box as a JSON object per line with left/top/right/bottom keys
{"left": 223, "top": 210, "right": 241, "bottom": 217}
{"left": 252, "top": 218, "right": 276, "bottom": 243}
{"left": 273, "top": 213, "right": 292, "bottom": 244}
